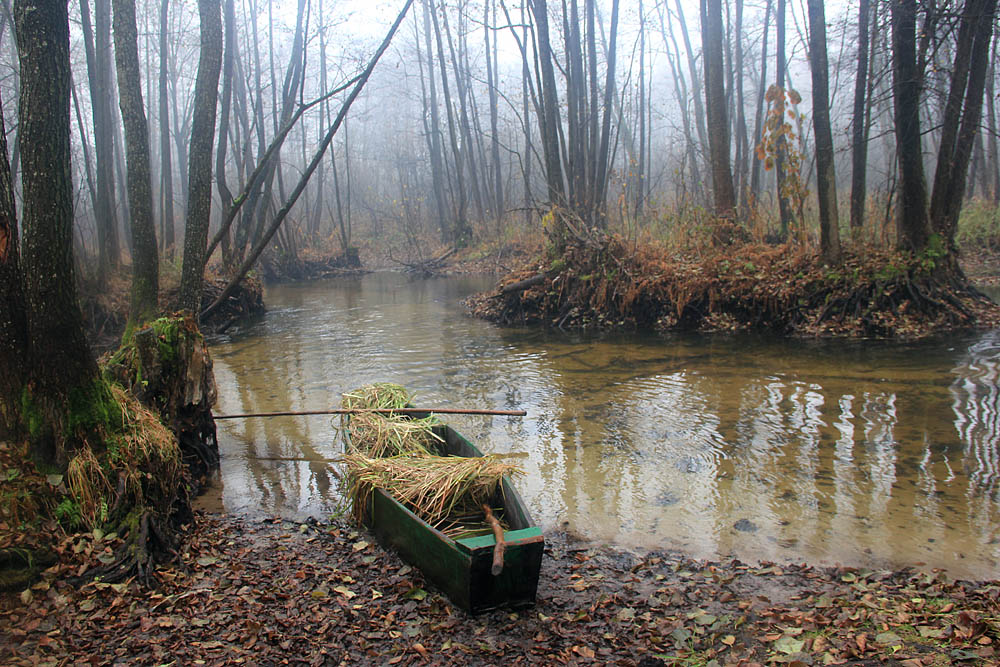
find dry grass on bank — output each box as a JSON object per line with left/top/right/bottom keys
{"left": 467, "top": 236, "right": 1000, "bottom": 338}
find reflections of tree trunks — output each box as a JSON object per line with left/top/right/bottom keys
{"left": 206, "top": 278, "right": 1000, "bottom": 578}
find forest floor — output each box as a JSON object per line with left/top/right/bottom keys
{"left": 2, "top": 511, "right": 999, "bottom": 666}
{"left": 959, "top": 247, "right": 1000, "bottom": 285}
{"left": 80, "top": 269, "right": 266, "bottom": 353}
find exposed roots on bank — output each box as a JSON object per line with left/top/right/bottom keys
{"left": 467, "top": 237, "right": 1000, "bottom": 338}
{"left": 65, "top": 385, "right": 186, "bottom": 585}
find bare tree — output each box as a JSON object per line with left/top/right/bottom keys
{"left": 775, "top": 0, "right": 794, "bottom": 237}
{"left": 215, "top": 0, "right": 236, "bottom": 268}
{"left": 702, "top": 0, "right": 736, "bottom": 218}
{"left": 749, "top": 0, "right": 771, "bottom": 206}
{"left": 927, "top": 0, "right": 999, "bottom": 253}
{"left": 807, "top": 0, "right": 841, "bottom": 262}
{"left": 113, "top": 0, "right": 160, "bottom": 332}
{"left": 178, "top": 0, "right": 223, "bottom": 314}
{"left": 158, "top": 0, "right": 175, "bottom": 255}
{"left": 14, "top": 0, "right": 106, "bottom": 464}
{"left": 81, "top": 0, "right": 120, "bottom": 280}
{"left": 850, "top": 0, "right": 871, "bottom": 235}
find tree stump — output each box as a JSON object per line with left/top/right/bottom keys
{"left": 108, "top": 315, "right": 219, "bottom": 486}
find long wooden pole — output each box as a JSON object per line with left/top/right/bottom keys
{"left": 212, "top": 407, "right": 527, "bottom": 420}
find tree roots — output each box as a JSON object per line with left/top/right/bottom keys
{"left": 467, "top": 238, "right": 1000, "bottom": 338}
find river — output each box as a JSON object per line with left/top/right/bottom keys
{"left": 201, "top": 273, "right": 1000, "bottom": 580}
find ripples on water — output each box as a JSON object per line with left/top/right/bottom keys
{"left": 204, "top": 273, "right": 1000, "bottom": 580}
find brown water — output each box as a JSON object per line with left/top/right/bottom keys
{"left": 203, "top": 273, "right": 1000, "bottom": 580}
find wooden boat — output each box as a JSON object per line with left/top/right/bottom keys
{"left": 347, "top": 418, "right": 544, "bottom": 615}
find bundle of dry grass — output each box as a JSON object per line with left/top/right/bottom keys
{"left": 341, "top": 382, "right": 411, "bottom": 411}
{"left": 340, "top": 383, "right": 442, "bottom": 457}
{"left": 344, "top": 411, "right": 442, "bottom": 458}
{"left": 66, "top": 384, "right": 181, "bottom": 529}
{"left": 340, "top": 382, "right": 441, "bottom": 458}
{"left": 342, "top": 453, "right": 522, "bottom": 528}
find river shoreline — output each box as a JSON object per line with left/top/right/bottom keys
{"left": 3, "top": 511, "right": 998, "bottom": 666}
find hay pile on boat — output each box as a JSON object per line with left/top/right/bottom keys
{"left": 343, "top": 412, "right": 441, "bottom": 458}
{"left": 340, "top": 384, "right": 521, "bottom": 534}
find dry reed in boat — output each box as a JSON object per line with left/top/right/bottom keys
{"left": 341, "top": 453, "right": 522, "bottom": 527}
{"left": 341, "top": 382, "right": 411, "bottom": 411}
{"left": 344, "top": 411, "right": 442, "bottom": 458}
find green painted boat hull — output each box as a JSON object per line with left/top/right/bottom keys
{"left": 356, "top": 423, "right": 543, "bottom": 615}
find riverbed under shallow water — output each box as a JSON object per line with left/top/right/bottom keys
{"left": 200, "top": 273, "right": 1000, "bottom": 580}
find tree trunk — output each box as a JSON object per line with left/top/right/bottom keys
{"left": 310, "top": 0, "right": 327, "bottom": 239}
{"left": 531, "top": 0, "right": 566, "bottom": 229}
{"left": 215, "top": 0, "right": 235, "bottom": 269}
{"left": 594, "top": 0, "right": 619, "bottom": 214}
{"left": 850, "top": 0, "right": 871, "bottom": 235}
{"left": 521, "top": 2, "right": 533, "bottom": 228}
{"left": 442, "top": 3, "right": 486, "bottom": 231}
{"left": 158, "top": 0, "right": 174, "bottom": 256}
{"left": 702, "top": 0, "right": 736, "bottom": 218}
{"left": 419, "top": 0, "right": 447, "bottom": 244}
{"left": 484, "top": 0, "right": 503, "bottom": 227}
{"left": 775, "top": 0, "right": 793, "bottom": 237}
{"left": 807, "top": 0, "right": 841, "bottom": 262}
{"left": 658, "top": 1, "right": 702, "bottom": 200}
{"left": 0, "top": 86, "right": 27, "bottom": 439}
{"left": 987, "top": 41, "right": 1000, "bottom": 203}
{"left": 749, "top": 0, "right": 771, "bottom": 206}
{"left": 733, "top": 0, "right": 749, "bottom": 210}
{"left": 113, "top": 0, "right": 159, "bottom": 334}
{"left": 71, "top": 75, "right": 99, "bottom": 222}
{"left": 928, "top": 0, "right": 998, "bottom": 249}
{"left": 429, "top": 0, "right": 470, "bottom": 247}
{"left": 80, "top": 0, "right": 119, "bottom": 281}
{"left": 15, "top": 0, "right": 106, "bottom": 465}
{"left": 891, "top": 0, "right": 931, "bottom": 252}
{"left": 674, "top": 0, "right": 709, "bottom": 180}
{"left": 178, "top": 0, "right": 223, "bottom": 315}
{"left": 635, "top": 0, "right": 646, "bottom": 217}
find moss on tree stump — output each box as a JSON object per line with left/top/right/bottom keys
{"left": 107, "top": 315, "right": 219, "bottom": 484}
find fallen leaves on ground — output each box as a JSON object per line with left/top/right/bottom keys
{"left": 2, "top": 512, "right": 999, "bottom": 666}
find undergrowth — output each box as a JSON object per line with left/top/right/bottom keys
{"left": 468, "top": 236, "right": 1000, "bottom": 338}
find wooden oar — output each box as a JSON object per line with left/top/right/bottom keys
{"left": 212, "top": 407, "right": 527, "bottom": 420}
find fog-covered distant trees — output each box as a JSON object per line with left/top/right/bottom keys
{"left": 0, "top": 0, "right": 996, "bottom": 281}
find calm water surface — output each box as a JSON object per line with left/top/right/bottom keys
{"left": 203, "top": 273, "right": 1000, "bottom": 580}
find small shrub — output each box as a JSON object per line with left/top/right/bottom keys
{"left": 957, "top": 201, "right": 1000, "bottom": 250}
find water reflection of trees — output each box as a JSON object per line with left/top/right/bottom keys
{"left": 951, "top": 330, "right": 1000, "bottom": 502}
{"left": 210, "top": 277, "right": 1000, "bottom": 577}
{"left": 491, "top": 329, "right": 999, "bottom": 576}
